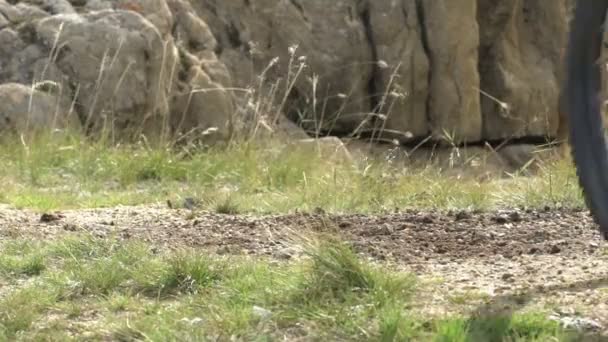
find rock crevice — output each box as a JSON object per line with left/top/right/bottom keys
{"left": 358, "top": 0, "right": 381, "bottom": 138}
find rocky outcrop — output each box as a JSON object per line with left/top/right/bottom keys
{"left": 422, "top": 0, "right": 482, "bottom": 143}
{"left": 0, "top": 0, "right": 235, "bottom": 142}
{"left": 0, "top": 82, "right": 77, "bottom": 134}
{"left": 35, "top": 9, "right": 177, "bottom": 137}
{"left": 192, "top": 1, "right": 375, "bottom": 136}
{"left": 193, "top": 0, "right": 569, "bottom": 144}
{"left": 478, "top": 0, "right": 566, "bottom": 140}
{"left": 167, "top": 0, "right": 235, "bottom": 142}
{"left": 0, "top": 0, "right": 570, "bottom": 145}
{"left": 366, "top": 0, "right": 429, "bottom": 142}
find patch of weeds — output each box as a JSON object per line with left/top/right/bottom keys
{"left": 263, "top": 144, "right": 319, "bottom": 190}
{"left": 433, "top": 318, "right": 469, "bottom": 342}
{"left": 121, "top": 149, "right": 188, "bottom": 184}
{"left": 109, "top": 236, "right": 414, "bottom": 340}
{"left": 55, "top": 301, "right": 85, "bottom": 319}
{"left": 58, "top": 241, "right": 153, "bottom": 296}
{"left": 0, "top": 286, "right": 58, "bottom": 338}
{"left": 299, "top": 235, "right": 415, "bottom": 303}
{"left": 111, "top": 304, "right": 206, "bottom": 342}
{"left": 432, "top": 313, "right": 577, "bottom": 342}
{"left": 0, "top": 130, "right": 586, "bottom": 213}
{"left": 214, "top": 196, "right": 240, "bottom": 215}
{"left": 48, "top": 237, "right": 222, "bottom": 299}
{"left": 507, "top": 313, "right": 575, "bottom": 341}
{"left": 132, "top": 251, "right": 222, "bottom": 297}
{"left": 378, "top": 307, "right": 420, "bottom": 341}
{"left": 0, "top": 241, "right": 46, "bottom": 278}
{"left": 499, "top": 157, "right": 583, "bottom": 209}
{"left": 0, "top": 253, "right": 45, "bottom": 277}
{"left": 272, "top": 235, "right": 416, "bottom": 338}
{"left": 0, "top": 236, "right": 593, "bottom": 341}
{"left": 104, "top": 292, "right": 132, "bottom": 313}
{"left": 47, "top": 235, "right": 115, "bottom": 259}
{"left": 162, "top": 251, "right": 222, "bottom": 293}
{"left": 66, "top": 257, "right": 130, "bottom": 295}
{"left": 448, "top": 290, "right": 491, "bottom": 306}
{"left": 199, "top": 261, "right": 284, "bottom": 335}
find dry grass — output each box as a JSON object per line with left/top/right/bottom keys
{"left": 0, "top": 130, "right": 583, "bottom": 214}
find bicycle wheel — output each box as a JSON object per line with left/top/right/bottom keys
{"left": 566, "top": 0, "right": 608, "bottom": 239}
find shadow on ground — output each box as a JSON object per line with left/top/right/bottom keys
{"left": 466, "top": 276, "right": 608, "bottom": 341}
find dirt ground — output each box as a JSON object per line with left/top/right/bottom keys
{"left": 2, "top": 204, "right": 608, "bottom": 335}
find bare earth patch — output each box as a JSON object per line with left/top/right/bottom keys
{"left": 2, "top": 204, "right": 608, "bottom": 334}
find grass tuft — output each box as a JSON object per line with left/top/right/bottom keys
{"left": 0, "top": 130, "right": 585, "bottom": 213}
{"left": 0, "top": 286, "right": 58, "bottom": 338}
{"left": 432, "top": 313, "right": 574, "bottom": 342}
{"left": 0, "top": 236, "right": 587, "bottom": 340}
{"left": 0, "top": 242, "right": 46, "bottom": 278}
{"left": 214, "top": 196, "right": 241, "bottom": 214}
{"left": 300, "top": 235, "right": 415, "bottom": 305}
{"left": 159, "top": 251, "right": 222, "bottom": 294}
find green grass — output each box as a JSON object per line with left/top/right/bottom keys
{"left": 0, "top": 132, "right": 585, "bottom": 213}
{"left": 0, "top": 132, "right": 590, "bottom": 340}
{"left": 0, "top": 236, "right": 587, "bottom": 341}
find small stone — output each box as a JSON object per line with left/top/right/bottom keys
{"left": 180, "top": 317, "right": 204, "bottom": 325}
{"left": 62, "top": 224, "right": 77, "bottom": 231}
{"left": 40, "top": 212, "right": 64, "bottom": 223}
{"left": 313, "top": 207, "right": 326, "bottom": 215}
{"left": 493, "top": 215, "right": 508, "bottom": 224}
{"left": 275, "top": 247, "right": 295, "bottom": 260}
{"left": 508, "top": 211, "right": 522, "bottom": 222}
{"left": 421, "top": 215, "right": 434, "bottom": 224}
{"left": 252, "top": 306, "right": 272, "bottom": 320}
{"left": 378, "top": 224, "right": 393, "bottom": 235}
{"left": 183, "top": 197, "right": 200, "bottom": 210}
{"left": 217, "top": 246, "right": 231, "bottom": 255}
{"left": 338, "top": 221, "right": 351, "bottom": 228}
{"left": 455, "top": 211, "right": 471, "bottom": 221}
{"left": 549, "top": 313, "right": 603, "bottom": 332}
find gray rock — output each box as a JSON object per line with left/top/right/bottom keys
{"left": 0, "top": 0, "right": 237, "bottom": 142}
{"left": 0, "top": 0, "right": 571, "bottom": 144}
{"left": 0, "top": 82, "right": 77, "bottom": 134}
{"left": 549, "top": 311, "right": 603, "bottom": 332}
{"left": 252, "top": 305, "right": 272, "bottom": 321}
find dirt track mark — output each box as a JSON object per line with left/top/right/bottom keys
{"left": 1, "top": 205, "right": 599, "bottom": 261}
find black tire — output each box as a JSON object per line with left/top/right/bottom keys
{"left": 566, "top": 0, "right": 608, "bottom": 239}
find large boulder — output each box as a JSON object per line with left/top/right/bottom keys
{"left": 191, "top": 0, "right": 569, "bottom": 144}
{"left": 166, "top": 0, "right": 236, "bottom": 143}
{"left": 422, "top": 0, "right": 482, "bottom": 143}
{"left": 0, "top": 0, "right": 571, "bottom": 144}
{"left": 0, "top": 82, "right": 77, "bottom": 135}
{"left": 0, "top": 0, "right": 236, "bottom": 142}
{"left": 192, "top": 0, "right": 375, "bottom": 136}
{"left": 366, "top": 0, "right": 429, "bottom": 142}
{"left": 35, "top": 9, "right": 177, "bottom": 137}
{"left": 478, "top": 0, "right": 567, "bottom": 140}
